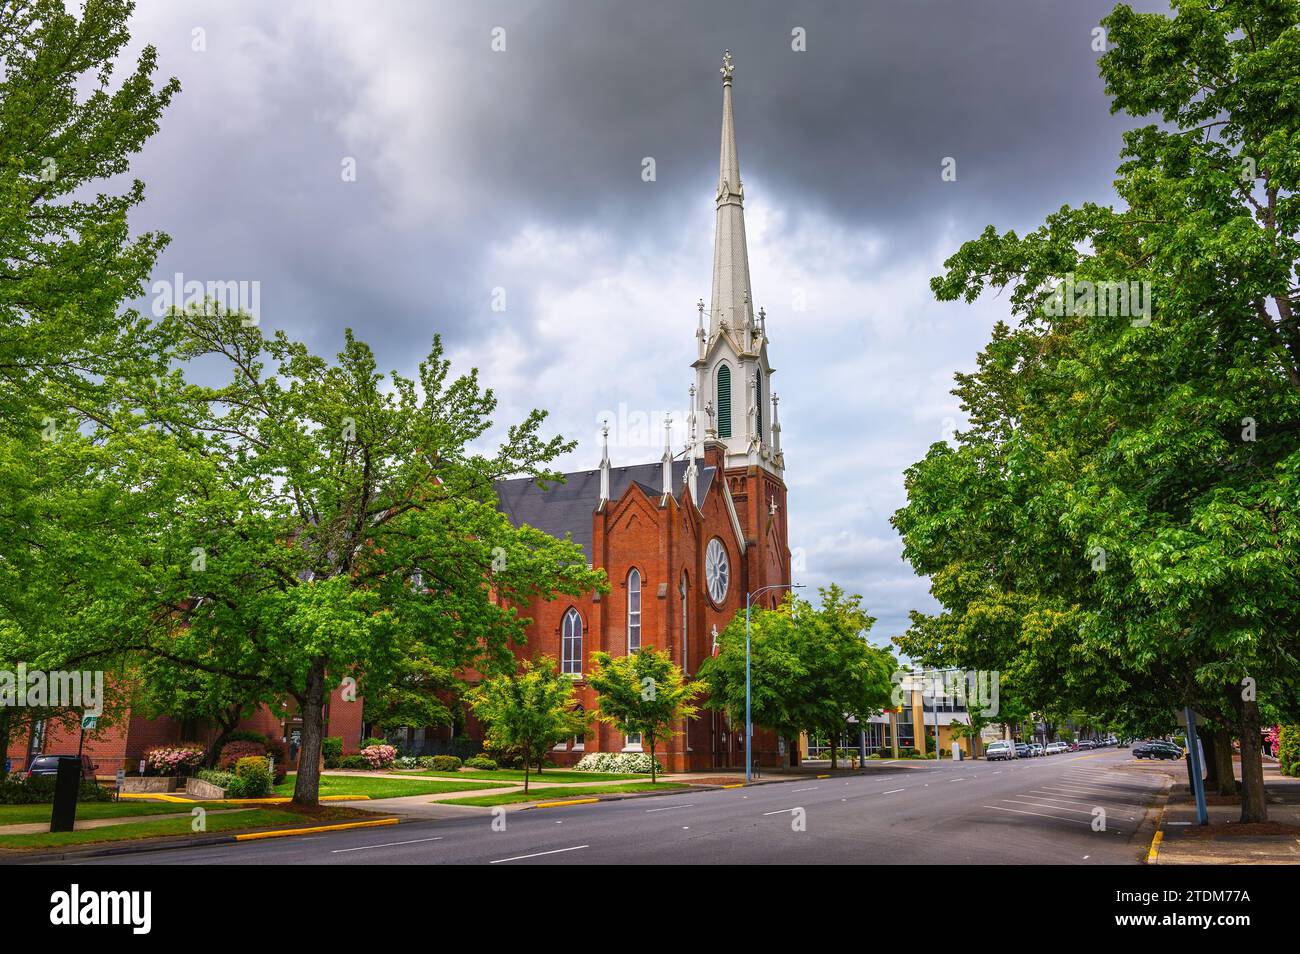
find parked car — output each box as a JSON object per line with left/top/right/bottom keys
{"left": 1030, "top": 743, "right": 1045, "bottom": 757}
{"left": 1046, "top": 742, "right": 1068, "bottom": 755}
{"left": 1133, "top": 740, "right": 1182, "bottom": 760}
{"left": 25, "top": 754, "right": 98, "bottom": 780}
{"left": 1014, "top": 742, "right": 1032, "bottom": 758}
{"left": 1075, "top": 740, "right": 1095, "bottom": 750}
{"left": 985, "top": 740, "right": 1016, "bottom": 761}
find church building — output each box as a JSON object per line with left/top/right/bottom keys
{"left": 494, "top": 52, "right": 794, "bottom": 772}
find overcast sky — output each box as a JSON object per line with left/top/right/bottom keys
{"left": 118, "top": 0, "right": 1169, "bottom": 650}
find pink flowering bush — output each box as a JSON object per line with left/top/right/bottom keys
{"left": 218, "top": 740, "right": 267, "bottom": 769}
{"left": 144, "top": 745, "right": 205, "bottom": 776}
{"left": 361, "top": 744, "right": 397, "bottom": 770}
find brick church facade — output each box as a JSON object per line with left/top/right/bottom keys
{"left": 493, "top": 51, "right": 795, "bottom": 772}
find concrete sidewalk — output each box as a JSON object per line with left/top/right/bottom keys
{"left": 1145, "top": 760, "right": 1300, "bottom": 865}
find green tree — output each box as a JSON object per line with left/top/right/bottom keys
{"left": 0, "top": 0, "right": 177, "bottom": 421}
{"left": 467, "top": 657, "right": 586, "bottom": 793}
{"left": 587, "top": 647, "right": 702, "bottom": 783}
{"left": 895, "top": 0, "right": 1300, "bottom": 821}
{"left": 44, "top": 309, "right": 604, "bottom": 806}
{"left": 361, "top": 642, "right": 456, "bottom": 743}
{"left": 0, "top": 0, "right": 177, "bottom": 773}
{"left": 698, "top": 586, "right": 896, "bottom": 770}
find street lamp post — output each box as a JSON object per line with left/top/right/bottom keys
{"left": 745, "top": 582, "right": 803, "bottom": 784}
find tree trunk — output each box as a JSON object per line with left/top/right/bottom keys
{"left": 523, "top": 750, "right": 530, "bottom": 794}
{"left": 649, "top": 736, "right": 657, "bottom": 784}
{"left": 1232, "top": 694, "right": 1267, "bottom": 823}
{"left": 204, "top": 705, "right": 244, "bottom": 769}
{"left": 1211, "top": 727, "right": 1238, "bottom": 796}
{"left": 291, "top": 660, "right": 327, "bottom": 807}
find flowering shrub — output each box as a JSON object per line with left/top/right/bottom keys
{"left": 361, "top": 744, "right": 397, "bottom": 769}
{"left": 393, "top": 755, "right": 421, "bottom": 770}
{"left": 572, "top": 752, "right": 662, "bottom": 774}
{"left": 464, "top": 756, "right": 498, "bottom": 770}
{"left": 144, "top": 745, "right": 204, "bottom": 776}
{"left": 218, "top": 740, "right": 267, "bottom": 769}
{"left": 227, "top": 756, "right": 273, "bottom": 798}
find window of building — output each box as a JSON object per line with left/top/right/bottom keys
{"left": 755, "top": 369, "right": 763, "bottom": 441}
{"left": 716, "top": 364, "right": 732, "bottom": 438}
{"left": 624, "top": 732, "right": 642, "bottom": 751}
{"left": 627, "top": 569, "right": 641, "bottom": 653}
{"left": 561, "top": 607, "right": 583, "bottom": 675}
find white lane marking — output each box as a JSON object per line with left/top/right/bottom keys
{"left": 332, "top": 836, "right": 443, "bottom": 854}
{"left": 881, "top": 788, "right": 905, "bottom": 795}
{"left": 490, "top": 845, "right": 589, "bottom": 864}
{"left": 762, "top": 808, "right": 799, "bottom": 816}
{"left": 1167, "top": 821, "right": 1193, "bottom": 826}
{"left": 982, "top": 805, "right": 1089, "bottom": 825}
{"left": 1001, "top": 798, "right": 1098, "bottom": 816}
{"left": 1040, "top": 784, "right": 1130, "bottom": 796}
{"left": 645, "top": 803, "right": 695, "bottom": 812}
{"left": 949, "top": 778, "right": 965, "bottom": 782}
{"left": 792, "top": 787, "right": 819, "bottom": 792}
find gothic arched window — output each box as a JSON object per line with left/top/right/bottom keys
{"left": 755, "top": 370, "right": 763, "bottom": 441}
{"left": 562, "top": 607, "right": 583, "bottom": 675}
{"left": 716, "top": 364, "right": 732, "bottom": 439}
{"left": 627, "top": 569, "right": 642, "bottom": 653}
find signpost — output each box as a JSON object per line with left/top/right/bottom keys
{"left": 1183, "top": 707, "right": 1209, "bottom": 826}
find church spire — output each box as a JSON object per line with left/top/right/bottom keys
{"left": 709, "top": 50, "right": 754, "bottom": 340}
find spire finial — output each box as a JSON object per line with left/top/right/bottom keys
{"left": 720, "top": 49, "right": 735, "bottom": 83}
{"left": 661, "top": 413, "right": 673, "bottom": 498}
{"left": 598, "top": 419, "right": 611, "bottom": 505}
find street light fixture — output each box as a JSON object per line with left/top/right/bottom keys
{"left": 745, "top": 581, "right": 804, "bottom": 784}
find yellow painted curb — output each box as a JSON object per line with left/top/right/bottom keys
{"left": 1145, "top": 804, "right": 1167, "bottom": 864}
{"left": 234, "top": 817, "right": 399, "bottom": 841}
{"left": 1147, "top": 830, "right": 1164, "bottom": 863}
{"left": 816, "top": 774, "right": 831, "bottom": 779}
{"left": 534, "top": 797, "right": 599, "bottom": 809}
{"left": 722, "top": 783, "right": 745, "bottom": 789}
{"left": 117, "top": 793, "right": 195, "bottom": 803}
{"left": 117, "top": 793, "right": 368, "bottom": 804}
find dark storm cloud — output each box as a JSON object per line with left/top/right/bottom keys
{"left": 120, "top": 0, "right": 1172, "bottom": 640}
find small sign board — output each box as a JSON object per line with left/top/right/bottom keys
{"left": 80, "top": 714, "right": 98, "bottom": 730}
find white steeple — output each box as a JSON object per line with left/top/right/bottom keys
{"left": 709, "top": 49, "right": 754, "bottom": 341}
{"left": 692, "top": 50, "right": 782, "bottom": 478}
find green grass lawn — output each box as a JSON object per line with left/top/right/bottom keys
{"left": 275, "top": 773, "right": 513, "bottom": 800}
{"left": 0, "top": 801, "right": 256, "bottom": 827}
{"left": 441, "top": 781, "right": 688, "bottom": 807}
{"left": 405, "top": 768, "right": 649, "bottom": 784}
{"left": 0, "top": 808, "right": 302, "bottom": 850}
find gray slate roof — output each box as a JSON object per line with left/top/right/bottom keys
{"left": 495, "top": 459, "right": 716, "bottom": 561}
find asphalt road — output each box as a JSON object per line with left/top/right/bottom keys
{"left": 65, "top": 749, "right": 1165, "bottom": 865}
